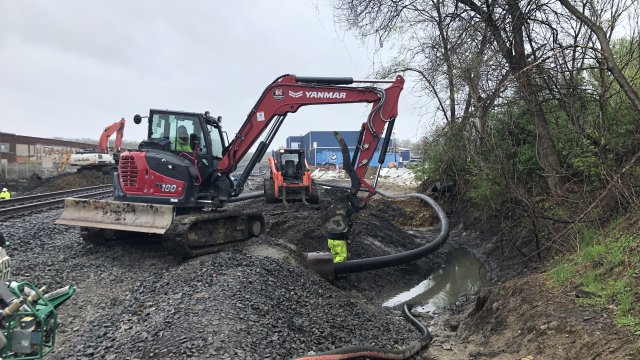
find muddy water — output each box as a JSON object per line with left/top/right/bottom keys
{"left": 382, "top": 247, "right": 486, "bottom": 313}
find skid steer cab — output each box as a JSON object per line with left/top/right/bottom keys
{"left": 264, "top": 148, "right": 319, "bottom": 204}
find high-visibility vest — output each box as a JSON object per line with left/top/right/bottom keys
{"left": 327, "top": 231, "right": 348, "bottom": 263}
{"left": 327, "top": 239, "right": 347, "bottom": 263}
{"left": 0, "top": 191, "right": 10, "bottom": 200}
{"left": 175, "top": 140, "right": 192, "bottom": 152}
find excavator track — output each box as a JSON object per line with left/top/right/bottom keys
{"left": 78, "top": 209, "right": 264, "bottom": 258}
{"left": 162, "top": 209, "right": 265, "bottom": 258}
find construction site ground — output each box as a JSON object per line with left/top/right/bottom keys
{"left": 1, "top": 171, "right": 637, "bottom": 359}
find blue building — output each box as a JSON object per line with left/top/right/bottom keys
{"left": 285, "top": 131, "right": 407, "bottom": 167}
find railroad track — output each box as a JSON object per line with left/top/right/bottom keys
{"left": 0, "top": 185, "right": 113, "bottom": 219}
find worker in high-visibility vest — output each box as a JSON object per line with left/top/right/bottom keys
{"left": 175, "top": 126, "right": 193, "bottom": 152}
{"left": 0, "top": 188, "right": 10, "bottom": 200}
{"left": 325, "top": 204, "right": 351, "bottom": 263}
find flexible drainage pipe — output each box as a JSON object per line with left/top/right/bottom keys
{"left": 314, "top": 182, "right": 449, "bottom": 276}
{"left": 293, "top": 304, "right": 431, "bottom": 360}
{"left": 228, "top": 190, "right": 265, "bottom": 203}
{"left": 226, "top": 184, "right": 449, "bottom": 276}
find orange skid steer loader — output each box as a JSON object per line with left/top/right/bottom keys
{"left": 264, "top": 148, "right": 319, "bottom": 204}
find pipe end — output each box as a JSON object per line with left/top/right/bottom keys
{"left": 303, "top": 252, "right": 335, "bottom": 281}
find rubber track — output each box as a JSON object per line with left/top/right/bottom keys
{"left": 162, "top": 209, "right": 265, "bottom": 258}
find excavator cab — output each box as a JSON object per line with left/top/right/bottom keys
{"left": 119, "top": 109, "right": 228, "bottom": 205}
{"left": 264, "top": 148, "right": 318, "bottom": 204}
{"left": 147, "top": 112, "right": 211, "bottom": 155}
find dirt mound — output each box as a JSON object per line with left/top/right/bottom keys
{"left": 256, "top": 187, "right": 441, "bottom": 258}
{"left": 374, "top": 198, "right": 437, "bottom": 228}
{"left": 23, "top": 170, "right": 112, "bottom": 195}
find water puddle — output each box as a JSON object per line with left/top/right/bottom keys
{"left": 382, "top": 247, "right": 486, "bottom": 313}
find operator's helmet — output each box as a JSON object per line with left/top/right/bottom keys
{"left": 178, "top": 126, "right": 189, "bottom": 139}
{"left": 1, "top": 188, "right": 6, "bottom": 192}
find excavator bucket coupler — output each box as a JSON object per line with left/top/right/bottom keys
{"left": 56, "top": 198, "right": 174, "bottom": 234}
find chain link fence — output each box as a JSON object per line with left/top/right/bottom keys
{"left": 0, "top": 162, "right": 69, "bottom": 180}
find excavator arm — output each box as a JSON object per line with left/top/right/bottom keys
{"left": 97, "top": 118, "right": 126, "bottom": 154}
{"left": 217, "top": 74, "right": 404, "bottom": 204}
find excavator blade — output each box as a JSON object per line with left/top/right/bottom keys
{"left": 56, "top": 198, "right": 174, "bottom": 234}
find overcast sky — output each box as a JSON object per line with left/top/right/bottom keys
{"left": 0, "top": 1, "right": 434, "bottom": 150}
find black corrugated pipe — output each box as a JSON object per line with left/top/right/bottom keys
{"left": 227, "top": 190, "right": 265, "bottom": 203}
{"left": 293, "top": 304, "right": 431, "bottom": 360}
{"left": 313, "top": 182, "right": 449, "bottom": 276}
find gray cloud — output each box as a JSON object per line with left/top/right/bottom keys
{"left": 0, "top": 0, "right": 428, "bottom": 149}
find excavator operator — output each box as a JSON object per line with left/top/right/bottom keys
{"left": 175, "top": 125, "right": 193, "bottom": 152}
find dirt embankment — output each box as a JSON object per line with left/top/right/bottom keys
{"left": 418, "top": 197, "right": 639, "bottom": 359}
{"left": 4, "top": 171, "right": 112, "bottom": 196}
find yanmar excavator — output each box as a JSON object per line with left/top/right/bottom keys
{"left": 56, "top": 74, "right": 404, "bottom": 257}
{"left": 63, "top": 118, "right": 126, "bottom": 174}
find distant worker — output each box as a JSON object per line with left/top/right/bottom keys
{"left": 0, "top": 188, "right": 10, "bottom": 200}
{"left": 175, "top": 125, "right": 193, "bottom": 152}
{"left": 325, "top": 203, "right": 350, "bottom": 263}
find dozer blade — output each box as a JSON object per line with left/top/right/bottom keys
{"left": 55, "top": 198, "right": 174, "bottom": 234}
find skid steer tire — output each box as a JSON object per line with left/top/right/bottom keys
{"left": 264, "top": 178, "right": 277, "bottom": 203}
{"left": 308, "top": 180, "right": 320, "bottom": 204}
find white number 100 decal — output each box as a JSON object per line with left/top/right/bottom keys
{"left": 161, "top": 184, "right": 177, "bottom": 192}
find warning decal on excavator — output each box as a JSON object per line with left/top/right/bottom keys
{"left": 273, "top": 88, "right": 284, "bottom": 100}
{"left": 257, "top": 112, "right": 265, "bottom": 121}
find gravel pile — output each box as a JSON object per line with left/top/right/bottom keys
{"left": 2, "top": 207, "right": 422, "bottom": 359}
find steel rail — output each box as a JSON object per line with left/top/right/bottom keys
{"left": 0, "top": 185, "right": 113, "bottom": 209}
{"left": 0, "top": 186, "right": 113, "bottom": 219}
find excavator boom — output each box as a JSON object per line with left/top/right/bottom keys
{"left": 97, "top": 118, "right": 126, "bottom": 153}
{"left": 218, "top": 75, "right": 404, "bottom": 200}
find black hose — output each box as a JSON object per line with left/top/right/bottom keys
{"left": 315, "top": 182, "right": 449, "bottom": 276}
{"left": 227, "top": 190, "right": 264, "bottom": 203}
{"left": 293, "top": 304, "right": 431, "bottom": 360}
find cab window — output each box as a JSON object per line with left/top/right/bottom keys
{"left": 207, "top": 124, "right": 223, "bottom": 158}
{"left": 151, "top": 113, "right": 203, "bottom": 152}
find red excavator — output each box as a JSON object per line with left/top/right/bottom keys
{"left": 56, "top": 74, "right": 404, "bottom": 257}
{"left": 264, "top": 148, "right": 318, "bottom": 204}
{"left": 63, "top": 118, "right": 126, "bottom": 173}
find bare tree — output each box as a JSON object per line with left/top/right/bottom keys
{"left": 558, "top": 0, "right": 640, "bottom": 114}
{"left": 454, "top": 0, "right": 570, "bottom": 197}
{"left": 337, "top": 0, "right": 571, "bottom": 196}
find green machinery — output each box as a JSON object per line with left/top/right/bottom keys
{"left": 0, "top": 236, "right": 75, "bottom": 359}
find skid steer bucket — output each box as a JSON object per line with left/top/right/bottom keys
{"left": 56, "top": 198, "right": 174, "bottom": 234}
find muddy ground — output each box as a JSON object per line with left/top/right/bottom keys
{"left": 1, "top": 173, "right": 638, "bottom": 359}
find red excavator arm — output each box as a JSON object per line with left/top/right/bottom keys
{"left": 97, "top": 118, "right": 126, "bottom": 154}
{"left": 217, "top": 74, "right": 404, "bottom": 204}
